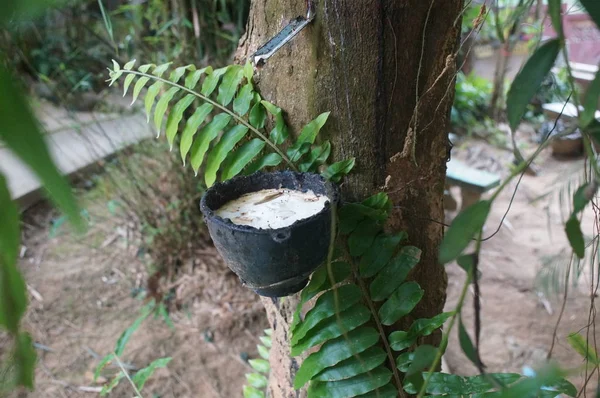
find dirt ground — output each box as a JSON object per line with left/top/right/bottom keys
{"left": 5, "top": 136, "right": 600, "bottom": 397}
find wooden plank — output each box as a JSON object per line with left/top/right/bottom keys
{"left": 446, "top": 158, "right": 501, "bottom": 193}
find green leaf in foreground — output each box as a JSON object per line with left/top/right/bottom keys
{"left": 0, "top": 65, "right": 82, "bottom": 230}
{"left": 581, "top": 69, "right": 600, "bottom": 127}
{"left": 507, "top": 39, "right": 560, "bottom": 131}
{"left": 580, "top": 0, "right": 600, "bottom": 31}
{"left": 565, "top": 216, "right": 585, "bottom": 258}
{"left": 567, "top": 332, "right": 600, "bottom": 364}
{"left": 439, "top": 200, "right": 491, "bottom": 264}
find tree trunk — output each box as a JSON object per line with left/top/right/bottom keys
{"left": 236, "top": 1, "right": 463, "bottom": 396}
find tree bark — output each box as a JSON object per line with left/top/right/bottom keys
{"left": 237, "top": 1, "right": 463, "bottom": 396}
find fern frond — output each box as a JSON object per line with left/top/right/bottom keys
{"left": 107, "top": 60, "right": 355, "bottom": 186}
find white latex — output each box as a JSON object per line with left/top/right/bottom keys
{"left": 215, "top": 188, "right": 328, "bottom": 229}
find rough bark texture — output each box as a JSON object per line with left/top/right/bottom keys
{"left": 237, "top": 1, "right": 463, "bottom": 396}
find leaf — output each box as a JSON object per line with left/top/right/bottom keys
{"left": 221, "top": 139, "right": 266, "bottom": 180}
{"left": 582, "top": 70, "right": 600, "bottom": 128}
{"left": 395, "top": 352, "right": 414, "bottom": 372}
{"left": 261, "top": 101, "right": 289, "bottom": 145}
{"left": 291, "top": 284, "right": 362, "bottom": 345}
{"left": 233, "top": 83, "right": 254, "bottom": 116}
{"left": 389, "top": 312, "right": 453, "bottom": 351}
{"left": 144, "top": 81, "right": 164, "bottom": 122}
{"left": 249, "top": 98, "right": 267, "bottom": 129}
{"left": 293, "top": 327, "right": 379, "bottom": 389}
{"left": 507, "top": 39, "right": 561, "bottom": 131}
{"left": 0, "top": 174, "right": 20, "bottom": 270}
{"left": 217, "top": 65, "right": 244, "bottom": 106}
{"left": 138, "top": 64, "right": 155, "bottom": 73}
{"left": 154, "top": 87, "right": 180, "bottom": 136}
{"left": 308, "top": 367, "right": 392, "bottom": 397}
{"left": 189, "top": 113, "right": 232, "bottom": 175}
{"left": 299, "top": 261, "right": 351, "bottom": 306}
{"left": 244, "top": 153, "right": 283, "bottom": 175}
{"left": 257, "top": 345, "right": 270, "bottom": 360}
{"left": 291, "top": 305, "right": 371, "bottom": 356}
{"left": 287, "top": 112, "right": 330, "bottom": 162}
{"left": 348, "top": 219, "right": 382, "bottom": 257}
{"left": 359, "top": 232, "right": 406, "bottom": 278}
{"left": 572, "top": 183, "right": 591, "bottom": 214}
{"left": 322, "top": 158, "right": 356, "bottom": 183}
{"left": 132, "top": 357, "right": 172, "bottom": 391}
{"left": 180, "top": 103, "right": 214, "bottom": 164}
{"left": 566, "top": 216, "right": 585, "bottom": 258}
{"left": 123, "top": 74, "right": 135, "bottom": 96}
{"left": 94, "top": 353, "right": 115, "bottom": 381}
{"left": 299, "top": 141, "right": 331, "bottom": 172}
{"left": 152, "top": 62, "right": 172, "bottom": 77}
{"left": 313, "top": 346, "right": 387, "bottom": 382}
{"left": 166, "top": 94, "right": 195, "bottom": 149}
{"left": 123, "top": 59, "right": 136, "bottom": 70}
{"left": 101, "top": 372, "right": 124, "bottom": 396}
{"left": 420, "top": 373, "right": 467, "bottom": 395}
{"left": 463, "top": 373, "right": 522, "bottom": 393}
{"left": 580, "top": 0, "right": 600, "bottom": 30}
{"left": 243, "top": 385, "right": 265, "bottom": 398}
{"left": 115, "top": 304, "right": 153, "bottom": 356}
{"left": 338, "top": 203, "right": 388, "bottom": 235}
{"left": 459, "top": 316, "right": 481, "bottom": 367}
{"left": 567, "top": 332, "right": 600, "bottom": 364}
{"left": 378, "top": 282, "right": 424, "bottom": 325}
{"left": 201, "top": 66, "right": 229, "bottom": 96}
{"left": 259, "top": 336, "right": 272, "bottom": 348}
{"left": 548, "top": 0, "right": 563, "bottom": 39}
{"left": 244, "top": 61, "right": 254, "bottom": 82}
{"left": 405, "top": 344, "right": 437, "bottom": 393}
{"left": 370, "top": 245, "right": 420, "bottom": 301}
{"left": 0, "top": 65, "right": 82, "bottom": 230}
{"left": 349, "top": 383, "right": 398, "bottom": 398}
{"left": 132, "top": 76, "right": 150, "bottom": 104}
{"left": 249, "top": 359, "right": 270, "bottom": 373}
{"left": 439, "top": 200, "right": 491, "bottom": 264}
{"left": 14, "top": 332, "right": 36, "bottom": 389}
{"left": 246, "top": 372, "right": 268, "bottom": 389}
{"left": 204, "top": 125, "right": 249, "bottom": 186}
{"left": 169, "top": 64, "right": 195, "bottom": 83}
{"left": 185, "top": 66, "right": 212, "bottom": 89}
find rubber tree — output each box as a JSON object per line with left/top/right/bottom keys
{"left": 236, "top": 1, "right": 463, "bottom": 396}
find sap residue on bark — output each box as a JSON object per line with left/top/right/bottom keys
{"left": 215, "top": 188, "right": 328, "bottom": 229}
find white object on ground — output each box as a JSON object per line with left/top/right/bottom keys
{"left": 215, "top": 188, "right": 328, "bottom": 229}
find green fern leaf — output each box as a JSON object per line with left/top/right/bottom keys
{"left": 131, "top": 76, "right": 150, "bottom": 105}
{"left": 144, "top": 81, "right": 164, "bottom": 123}
{"left": 294, "top": 327, "right": 379, "bottom": 390}
{"left": 359, "top": 232, "right": 406, "bottom": 278}
{"left": 243, "top": 61, "right": 254, "bottom": 82}
{"left": 299, "top": 261, "right": 351, "bottom": 306}
{"left": 243, "top": 385, "right": 265, "bottom": 398}
{"left": 221, "top": 139, "right": 266, "bottom": 181}
{"left": 259, "top": 336, "right": 272, "bottom": 348}
{"left": 138, "top": 64, "right": 155, "bottom": 73}
{"left": 185, "top": 66, "right": 212, "bottom": 90}
{"left": 291, "top": 284, "right": 361, "bottom": 345}
{"left": 288, "top": 112, "right": 330, "bottom": 162}
{"left": 189, "top": 113, "right": 232, "bottom": 175}
{"left": 217, "top": 65, "right": 244, "bottom": 106}
{"left": 370, "top": 246, "right": 420, "bottom": 301}
{"left": 152, "top": 62, "right": 172, "bottom": 77}
{"left": 201, "top": 66, "right": 229, "bottom": 96}
{"left": 257, "top": 345, "right": 269, "bottom": 360}
{"left": 180, "top": 103, "right": 214, "bottom": 164}
{"left": 311, "top": 366, "right": 392, "bottom": 397}
{"left": 233, "top": 83, "right": 254, "bottom": 116}
{"left": 249, "top": 359, "right": 270, "bottom": 373}
{"left": 291, "top": 305, "right": 371, "bottom": 356}
{"left": 154, "top": 87, "right": 180, "bottom": 136}
{"left": 249, "top": 97, "right": 267, "bottom": 129}
{"left": 389, "top": 312, "right": 453, "bottom": 351}
{"left": 205, "top": 125, "right": 249, "bottom": 187}
{"left": 322, "top": 158, "right": 356, "bottom": 182}
{"left": 170, "top": 64, "right": 195, "bottom": 83}
{"left": 246, "top": 373, "right": 268, "bottom": 389}
{"left": 312, "top": 346, "right": 387, "bottom": 383}
{"left": 348, "top": 219, "right": 382, "bottom": 257}
{"left": 299, "top": 141, "right": 331, "bottom": 172}
{"left": 341, "top": 383, "right": 398, "bottom": 398}
{"left": 123, "top": 59, "right": 136, "bottom": 70}
{"left": 243, "top": 153, "right": 283, "bottom": 175}
{"left": 123, "top": 74, "right": 135, "bottom": 96}
{"left": 111, "top": 59, "right": 120, "bottom": 72}
{"left": 261, "top": 100, "right": 289, "bottom": 144}
{"left": 378, "top": 282, "right": 424, "bottom": 326}
{"left": 166, "top": 94, "right": 195, "bottom": 149}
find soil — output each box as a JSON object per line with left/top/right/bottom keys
{"left": 5, "top": 136, "right": 600, "bottom": 397}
